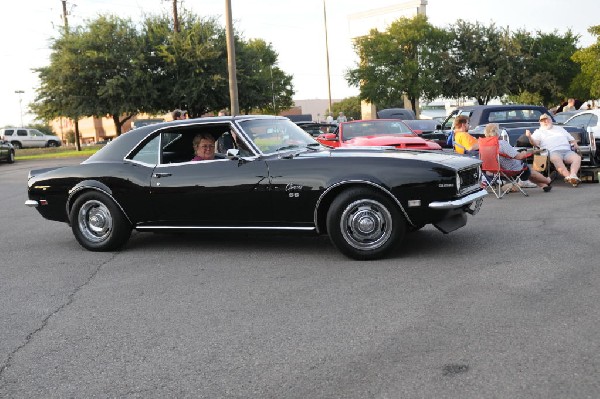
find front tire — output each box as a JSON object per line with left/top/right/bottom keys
{"left": 326, "top": 187, "right": 405, "bottom": 260}
{"left": 47, "top": 141, "right": 60, "bottom": 147}
{"left": 7, "top": 150, "right": 15, "bottom": 163}
{"left": 70, "top": 191, "right": 131, "bottom": 251}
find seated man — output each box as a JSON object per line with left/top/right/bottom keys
{"left": 191, "top": 133, "right": 216, "bottom": 161}
{"left": 453, "top": 115, "right": 479, "bottom": 155}
{"left": 484, "top": 124, "right": 554, "bottom": 192}
{"left": 525, "top": 114, "right": 581, "bottom": 185}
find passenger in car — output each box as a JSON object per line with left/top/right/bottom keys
{"left": 191, "top": 133, "right": 216, "bottom": 161}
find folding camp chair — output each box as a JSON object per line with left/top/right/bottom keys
{"left": 478, "top": 136, "right": 529, "bottom": 198}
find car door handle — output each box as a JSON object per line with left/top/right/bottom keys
{"left": 153, "top": 172, "right": 172, "bottom": 178}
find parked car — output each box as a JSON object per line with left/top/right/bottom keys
{"left": 376, "top": 108, "right": 416, "bottom": 120}
{"left": 316, "top": 119, "right": 442, "bottom": 151}
{"left": 562, "top": 109, "right": 600, "bottom": 164}
{"left": 0, "top": 128, "right": 61, "bottom": 149}
{"left": 433, "top": 105, "right": 593, "bottom": 164}
{"left": 553, "top": 110, "right": 580, "bottom": 124}
{"left": 294, "top": 121, "right": 337, "bottom": 137}
{"left": 0, "top": 139, "right": 15, "bottom": 164}
{"left": 401, "top": 119, "right": 446, "bottom": 147}
{"left": 25, "top": 115, "right": 486, "bottom": 260}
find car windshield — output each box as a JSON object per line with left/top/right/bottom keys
{"left": 239, "top": 118, "right": 319, "bottom": 153}
{"left": 403, "top": 120, "right": 437, "bottom": 130}
{"left": 341, "top": 121, "right": 414, "bottom": 140}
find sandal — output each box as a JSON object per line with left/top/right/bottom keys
{"left": 543, "top": 185, "right": 552, "bottom": 192}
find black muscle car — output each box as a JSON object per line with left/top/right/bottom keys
{"left": 25, "top": 115, "right": 486, "bottom": 260}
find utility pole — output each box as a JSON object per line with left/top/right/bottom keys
{"left": 323, "top": 0, "right": 333, "bottom": 116}
{"left": 61, "top": 0, "right": 69, "bottom": 33}
{"left": 172, "top": 0, "right": 180, "bottom": 33}
{"left": 225, "top": 0, "right": 239, "bottom": 116}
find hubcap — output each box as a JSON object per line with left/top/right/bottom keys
{"left": 340, "top": 199, "right": 393, "bottom": 250}
{"left": 78, "top": 200, "right": 113, "bottom": 243}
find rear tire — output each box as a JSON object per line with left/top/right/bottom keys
{"left": 11, "top": 141, "right": 21, "bottom": 149}
{"left": 326, "top": 187, "right": 405, "bottom": 260}
{"left": 70, "top": 191, "right": 131, "bottom": 251}
{"left": 7, "top": 150, "right": 15, "bottom": 163}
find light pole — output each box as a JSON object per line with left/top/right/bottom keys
{"left": 224, "top": 0, "right": 239, "bottom": 116}
{"left": 15, "top": 90, "right": 24, "bottom": 127}
{"left": 323, "top": 0, "right": 333, "bottom": 116}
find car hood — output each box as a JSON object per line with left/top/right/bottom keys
{"left": 294, "top": 146, "right": 479, "bottom": 170}
{"left": 342, "top": 135, "right": 440, "bottom": 150}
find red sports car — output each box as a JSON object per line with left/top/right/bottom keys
{"left": 316, "top": 119, "right": 442, "bottom": 150}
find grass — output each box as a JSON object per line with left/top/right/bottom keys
{"left": 15, "top": 145, "right": 102, "bottom": 160}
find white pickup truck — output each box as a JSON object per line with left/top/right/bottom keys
{"left": 0, "top": 128, "right": 61, "bottom": 149}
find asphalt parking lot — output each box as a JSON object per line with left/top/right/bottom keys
{"left": 1, "top": 158, "right": 599, "bottom": 398}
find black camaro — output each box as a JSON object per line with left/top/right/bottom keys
{"left": 25, "top": 115, "right": 486, "bottom": 260}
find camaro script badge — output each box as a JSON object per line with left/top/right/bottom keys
{"left": 286, "top": 183, "right": 302, "bottom": 198}
{"left": 285, "top": 183, "right": 303, "bottom": 192}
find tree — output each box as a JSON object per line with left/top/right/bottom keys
{"left": 31, "top": 27, "right": 94, "bottom": 150}
{"left": 439, "top": 20, "right": 519, "bottom": 105}
{"left": 346, "top": 15, "right": 447, "bottom": 113}
{"left": 235, "top": 39, "right": 294, "bottom": 115}
{"left": 331, "top": 96, "right": 361, "bottom": 121}
{"left": 512, "top": 29, "right": 580, "bottom": 106}
{"left": 571, "top": 26, "right": 600, "bottom": 100}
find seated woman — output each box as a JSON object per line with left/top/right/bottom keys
{"left": 484, "top": 123, "right": 554, "bottom": 192}
{"left": 191, "top": 133, "right": 216, "bottom": 161}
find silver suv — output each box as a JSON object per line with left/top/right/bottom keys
{"left": 0, "top": 128, "right": 61, "bottom": 149}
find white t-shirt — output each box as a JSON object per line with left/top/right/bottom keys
{"left": 531, "top": 125, "right": 574, "bottom": 152}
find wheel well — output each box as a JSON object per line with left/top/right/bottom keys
{"left": 315, "top": 182, "right": 410, "bottom": 234}
{"left": 67, "top": 186, "right": 132, "bottom": 226}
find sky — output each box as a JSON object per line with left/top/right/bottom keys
{"left": 2, "top": 0, "right": 599, "bottom": 127}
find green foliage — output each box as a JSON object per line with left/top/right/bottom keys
{"left": 571, "top": 25, "right": 600, "bottom": 99}
{"left": 512, "top": 29, "right": 580, "bottom": 106}
{"left": 504, "top": 91, "right": 543, "bottom": 105}
{"left": 65, "top": 130, "right": 75, "bottom": 144}
{"left": 347, "top": 16, "right": 589, "bottom": 111}
{"left": 31, "top": 9, "right": 295, "bottom": 133}
{"left": 237, "top": 39, "right": 294, "bottom": 115}
{"left": 332, "top": 97, "right": 361, "bottom": 121}
{"left": 347, "top": 15, "right": 447, "bottom": 113}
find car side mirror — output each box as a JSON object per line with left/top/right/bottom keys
{"left": 435, "top": 124, "right": 442, "bottom": 130}
{"left": 318, "top": 133, "right": 337, "bottom": 141}
{"left": 226, "top": 148, "right": 240, "bottom": 159}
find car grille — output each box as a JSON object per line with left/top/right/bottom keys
{"left": 457, "top": 165, "right": 481, "bottom": 195}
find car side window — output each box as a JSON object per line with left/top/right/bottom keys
{"left": 17, "top": 130, "right": 27, "bottom": 136}
{"left": 131, "top": 134, "right": 160, "bottom": 165}
{"left": 31, "top": 130, "right": 44, "bottom": 137}
{"left": 3, "top": 130, "right": 14, "bottom": 136}
{"left": 566, "top": 114, "right": 593, "bottom": 127}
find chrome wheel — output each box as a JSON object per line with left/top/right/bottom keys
{"left": 77, "top": 199, "right": 114, "bottom": 244}
{"left": 339, "top": 199, "right": 393, "bottom": 251}
{"left": 327, "top": 188, "right": 405, "bottom": 260}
